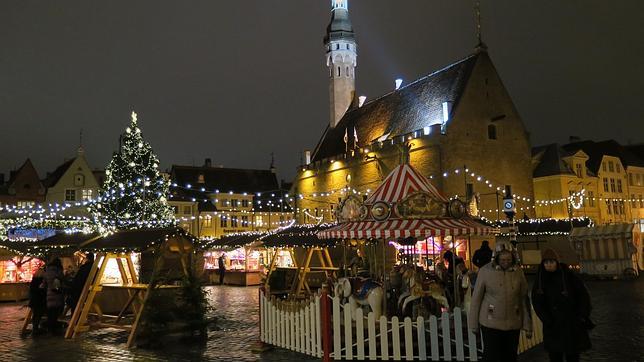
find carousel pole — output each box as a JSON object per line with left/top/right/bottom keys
{"left": 452, "top": 238, "right": 459, "bottom": 308}
{"left": 382, "top": 237, "right": 387, "bottom": 316}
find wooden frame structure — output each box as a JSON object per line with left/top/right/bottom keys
{"left": 48, "top": 228, "right": 195, "bottom": 347}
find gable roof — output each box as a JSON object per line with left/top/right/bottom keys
{"left": 43, "top": 158, "right": 75, "bottom": 188}
{"left": 312, "top": 52, "right": 481, "bottom": 162}
{"left": 562, "top": 140, "right": 644, "bottom": 174}
{"left": 170, "top": 165, "right": 280, "bottom": 194}
{"left": 532, "top": 144, "right": 575, "bottom": 178}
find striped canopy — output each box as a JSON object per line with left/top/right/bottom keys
{"left": 365, "top": 163, "right": 448, "bottom": 204}
{"left": 317, "top": 218, "right": 496, "bottom": 239}
{"left": 319, "top": 163, "right": 497, "bottom": 240}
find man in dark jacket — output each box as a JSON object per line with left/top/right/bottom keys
{"left": 69, "top": 253, "right": 94, "bottom": 313}
{"left": 532, "top": 249, "right": 592, "bottom": 362}
{"left": 43, "top": 258, "right": 65, "bottom": 334}
{"left": 472, "top": 240, "right": 493, "bottom": 269}
{"left": 218, "top": 254, "right": 226, "bottom": 285}
{"left": 28, "top": 267, "right": 46, "bottom": 335}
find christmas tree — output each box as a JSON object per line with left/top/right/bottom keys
{"left": 91, "top": 111, "right": 175, "bottom": 231}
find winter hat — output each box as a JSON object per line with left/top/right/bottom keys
{"left": 541, "top": 248, "right": 559, "bottom": 262}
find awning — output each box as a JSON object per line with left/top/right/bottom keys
{"left": 317, "top": 218, "right": 498, "bottom": 240}
{"left": 571, "top": 224, "right": 634, "bottom": 240}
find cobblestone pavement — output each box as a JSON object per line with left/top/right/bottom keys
{"left": 0, "top": 285, "right": 318, "bottom": 361}
{"left": 2, "top": 279, "right": 642, "bottom": 361}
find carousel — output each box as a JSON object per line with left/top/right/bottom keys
{"left": 317, "top": 162, "right": 497, "bottom": 319}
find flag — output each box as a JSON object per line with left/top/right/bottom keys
{"left": 353, "top": 126, "right": 359, "bottom": 148}
{"left": 343, "top": 127, "right": 348, "bottom": 153}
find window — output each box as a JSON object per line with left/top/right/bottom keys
{"left": 183, "top": 206, "right": 192, "bottom": 214}
{"left": 345, "top": 66, "right": 349, "bottom": 77}
{"left": 17, "top": 201, "right": 35, "bottom": 208}
{"left": 255, "top": 216, "right": 263, "bottom": 227}
{"left": 610, "top": 178, "right": 616, "bottom": 193}
{"left": 231, "top": 216, "right": 238, "bottom": 228}
{"left": 613, "top": 201, "right": 619, "bottom": 215}
{"left": 82, "top": 189, "right": 93, "bottom": 201}
{"left": 487, "top": 124, "right": 497, "bottom": 140}
{"left": 619, "top": 201, "right": 625, "bottom": 215}
{"left": 335, "top": 44, "right": 339, "bottom": 50}
{"left": 220, "top": 217, "right": 227, "bottom": 228}
{"left": 197, "top": 174, "right": 205, "bottom": 184}
{"left": 242, "top": 199, "right": 249, "bottom": 208}
{"left": 203, "top": 216, "right": 212, "bottom": 228}
{"left": 241, "top": 216, "right": 248, "bottom": 227}
{"left": 231, "top": 199, "right": 239, "bottom": 208}
{"left": 602, "top": 162, "right": 607, "bottom": 172}
{"left": 588, "top": 191, "right": 594, "bottom": 207}
{"left": 617, "top": 179, "right": 623, "bottom": 193}
{"left": 346, "top": 44, "right": 350, "bottom": 50}
{"left": 616, "top": 163, "right": 621, "bottom": 173}
{"left": 74, "top": 174, "right": 85, "bottom": 186}
{"left": 603, "top": 178, "right": 609, "bottom": 192}
{"left": 337, "top": 67, "right": 341, "bottom": 77}
{"left": 630, "top": 173, "right": 634, "bottom": 185}
{"left": 575, "top": 163, "right": 583, "bottom": 178}
{"left": 606, "top": 200, "right": 612, "bottom": 214}
{"left": 632, "top": 194, "right": 637, "bottom": 208}
{"left": 637, "top": 174, "right": 642, "bottom": 186}
{"left": 608, "top": 161, "right": 614, "bottom": 172}
{"left": 65, "top": 189, "right": 76, "bottom": 201}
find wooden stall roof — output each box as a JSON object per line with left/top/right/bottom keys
{"left": 79, "top": 227, "right": 195, "bottom": 252}
{"left": 261, "top": 224, "right": 339, "bottom": 248}
{"left": 201, "top": 232, "right": 267, "bottom": 250}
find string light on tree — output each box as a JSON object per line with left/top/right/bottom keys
{"left": 90, "top": 111, "right": 175, "bottom": 231}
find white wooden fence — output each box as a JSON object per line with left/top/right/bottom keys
{"left": 259, "top": 289, "right": 543, "bottom": 361}
{"left": 260, "top": 290, "right": 324, "bottom": 358}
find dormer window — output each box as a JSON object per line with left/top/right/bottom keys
{"left": 197, "top": 174, "right": 205, "bottom": 184}
{"left": 575, "top": 163, "right": 583, "bottom": 178}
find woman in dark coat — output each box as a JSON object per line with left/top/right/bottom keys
{"left": 532, "top": 249, "right": 592, "bottom": 362}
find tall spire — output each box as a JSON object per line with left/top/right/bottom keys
{"left": 474, "top": 0, "right": 487, "bottom": 51}
{"left": 325, "top": 0, "right": 357, "bottom": 128}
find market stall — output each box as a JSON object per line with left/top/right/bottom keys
{"left": 201, "top": 232, "right": 267, "bottom": 286}
{"left": 261, "top": 223, "right": 339, "bottom": 298}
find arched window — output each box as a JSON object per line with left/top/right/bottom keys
{"left": 345, "top": 66, "right": 349, "bottom": 77}
{"left": 487, "top": 124, "right": 497, "bottom": 140}
{"left": 337, "top": 67, "right": 341, "bottom": 77}
{"left": 335, "top": 44, "right": 340, "bottom": 50}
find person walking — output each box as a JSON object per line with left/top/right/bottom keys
{"left": 469, "top": 242, "right": 532, "bottom": 362}
{"left": 43, "top": 257, "right": 65, "bottom": 334}
{"left": 28, "top": 266, "right": 46, "bottom": 335}
{"left": 532, "top": 249, "right": 592, "bottom": 362}
{"left": 472, "top": 240, "right": 493, "bottom": 269}
{"left": 218, "top": 253, "right": 226, "bottom": 285}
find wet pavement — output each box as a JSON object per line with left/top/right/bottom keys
{"left": 0, "top": 285, "right": 317, "bottom": 361}
{"left": 0, "top": 279, "right": 642, "bottom": 361}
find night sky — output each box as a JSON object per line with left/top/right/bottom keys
{"left": 1, "top": 1, "right": 643, "bottom": 182}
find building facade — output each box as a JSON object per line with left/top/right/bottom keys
{"left": 43, "top": 148, "right": 101, "bottom": 204}
{"left": 0, "top": 159, "right": 46, "bottom": 208}
{"left": 292, "top": 2, "right": 535, "bottom": 223}
{"left": 169, "top": 160, "right": 293, "bottom": 239}
{"left": 533, "top": 140, "right": 644, "bottom": 227}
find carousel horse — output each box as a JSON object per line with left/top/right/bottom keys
{"left": 334, "top": 277, "right": 384, "bottom": 320}
{"left": 398, "top": 266, "right": 449, "bottom": 318}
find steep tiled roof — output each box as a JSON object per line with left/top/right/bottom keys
{"left": 43, "top": 158, "right": 75, "bottom": 188}
{"left": 170, "top": 166, "right": 280, "bottom": 194}
{"left": 312, "top": 52, "right": 480, "bottom": 162}
{"left": 532, "top": 144, "right": 575, "bottom": 177}
{"left": 562, "top": 140, "right": 644, "bottom": 174}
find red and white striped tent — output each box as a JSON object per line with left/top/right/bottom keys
{"left": 317, "top": 164, "right": 497, "bottom": 240}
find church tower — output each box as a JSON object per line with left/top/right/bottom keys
{"left": 325, "top": 0, "right": 357, "bottom": 129}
